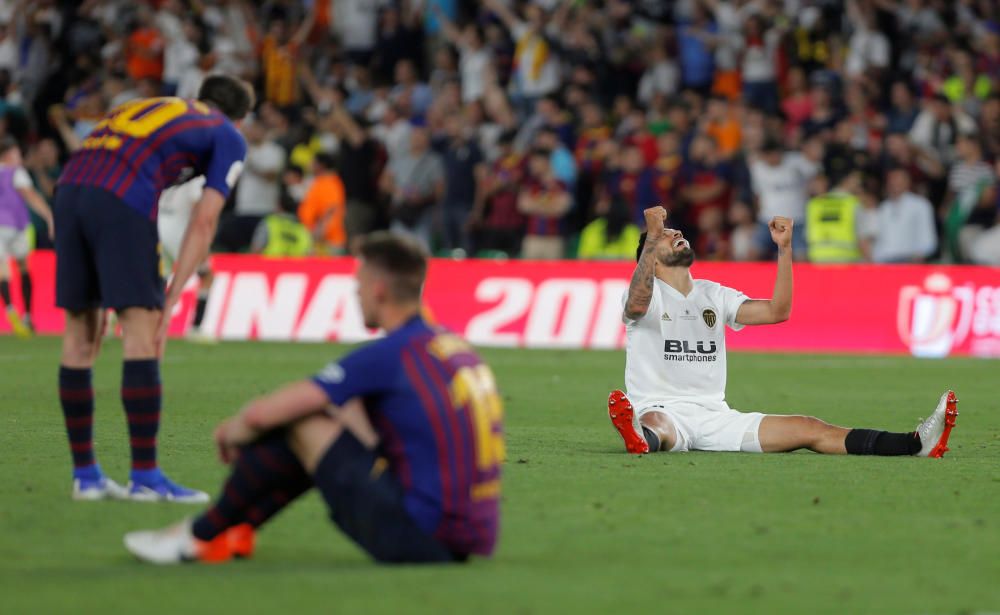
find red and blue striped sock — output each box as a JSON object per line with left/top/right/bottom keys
{"left": 59, "top": 366, "right": 98, "bottom": 476}
{"left": 121, "top": 359, "right": 161, "bottom": 472}
{"left": 191, "top": 431, "right": 310, "bottom": 541}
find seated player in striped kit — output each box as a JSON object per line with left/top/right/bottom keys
{"left": 124, "top": 233, "right": 503, "bottom": 564}
{"left": 54, "top": 76, "right": 253, "bottom": 502}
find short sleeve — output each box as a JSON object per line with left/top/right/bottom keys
{"left": 12, "top": 167, "right": 32, "bottom": 189}
{"left": 621, "top": 285, "right": 660, "bottom": 327}
{"left": 311, "top": 344, "right": 394, "bottom": 407}
{"left": 203, "top": 123, "right": 248, "bottom": 198}
{"left": 719, "top": 284, "right": 750, "bottom": 331}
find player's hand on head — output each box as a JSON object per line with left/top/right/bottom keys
{"left": 768, "top": 216, "right": 794, "bottom": 248}
{"left": 643, "top": 206, "right": 668, "bottom": 240}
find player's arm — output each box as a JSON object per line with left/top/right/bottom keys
{"left": 624, "top": 206, "right": 667, "bottom": 321}
{"left": 212, "top": 380, "right": 329, "bottom": 462}
{"left": 736, "top": 216, "right": 793, "bottom": 326}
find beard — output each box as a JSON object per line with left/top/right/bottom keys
{"left": 661, "top": 247, "right": 695, "bottom": 267}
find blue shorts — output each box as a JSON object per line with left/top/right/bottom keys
{"left": 313, "top": 432, "right": 464, "bottom": 564}
{"left": 54, "top": 185, "right": 164, "bottom": 312}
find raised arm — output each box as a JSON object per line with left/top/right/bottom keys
{"left": 483, "top": 0, "right": 521, "bottom": 33}
{"left": 624, "top": 206, "right": 667, "bottom": 321}
{"left": 735, "top": 216, "right": 793, "bottom": 325}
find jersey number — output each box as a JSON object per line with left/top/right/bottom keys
{"left": 450, "top": 365, "right": 505, "bottom": 474}
{"left": 82, "top": 98, "right": 210, "bottom": 150}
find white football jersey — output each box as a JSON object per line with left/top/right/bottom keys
{"left": 623, "top": 278, "right": 749, "bottom": 411}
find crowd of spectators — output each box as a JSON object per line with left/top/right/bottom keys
{"left": 2, "top": 0, "right": 1000, "bottom": 263}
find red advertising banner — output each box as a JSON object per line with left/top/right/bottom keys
{"left": 4, "top": 251, "right": 1000, "bottom": 358}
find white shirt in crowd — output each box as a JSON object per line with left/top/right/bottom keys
{"left": 740, "top": 29, "right": 781, "bottom": 83}
{"left": 750, "top": 153, "right": 818, "bottom": 222}
{"left": 234, "top": 141, "right": 285, "bottom": 217}
{"left": 637, "top": 60, "right": 680, "bottom": 105}
{"left": 908, "top": 110, "right": 977, "bottom": 163}
{"left": 623, "top": 279, "right": 748, "bottom": 411}
{"left": 511, "top": 22, "right": 560, "bottom": 98}
{"left": 845, "top": 27, "right": 890, "bottom": 78}
{"left": 872, "top": 191, "right": 938, "bottom": 263}
{"left": 459, "top": 46, "right": 491, "bottom": 103}
{"left": 332, "top": 0, "right": 384, "bottom": 53}
{"left": 372, "top": 117, "right": 412, "bottom": 164}
{"left": 156, "top": 11, "right": 198, "bottom": 86}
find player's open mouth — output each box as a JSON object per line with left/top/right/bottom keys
{"left": 673, "top": 239, "right": 689, "bottom": 249}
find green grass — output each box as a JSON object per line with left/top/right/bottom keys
{"left": 1, "top": 337, "right": 998, "bottom": 615}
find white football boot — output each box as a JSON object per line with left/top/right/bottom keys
{"left": 915, "top": 390, "right": 959, "bottom": 458}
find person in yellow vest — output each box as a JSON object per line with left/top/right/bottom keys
{"left": 251, "top": 197, "right": 314, "bottom": 258}
{"left": 578, "top": 198, "right": 642, "bottom": 260}
{"left": 805, "top": 171, "right": 873, "bottom": 263}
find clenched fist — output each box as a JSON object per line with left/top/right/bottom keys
{"left": 769, "top": 216, "right": 794, "bottom": 249}
{"left": 643, "top": 206, "right": 668, "bottom": 240}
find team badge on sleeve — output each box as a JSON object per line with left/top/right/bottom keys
{"left": 702, "top": 309, "right": 717, "bottom": 328}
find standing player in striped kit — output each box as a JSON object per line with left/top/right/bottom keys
{"left": 53, "top": 76, "right": 253, "bottom": 502}
{"left": 124, "top": 233, "right": 502, "bottom": 564}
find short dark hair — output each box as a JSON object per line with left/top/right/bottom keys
{"left": 314, "top": 152, "right": 337, "bottom": 171}
{"left": 358, "top": 232, "right": 428, "bottom": 302}
{"left": 197, "top": 75, "right": 254, "bottom": 121}
{"left": 636, "top": 232, "right": 647, "bottom": 262}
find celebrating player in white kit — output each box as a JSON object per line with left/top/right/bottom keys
{"left": 608, "top": 206, "right": 959, "bottom": 458}
{"left": 158, "top": 176, "right": 215, "bottom": 341}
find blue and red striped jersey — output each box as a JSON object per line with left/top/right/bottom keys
{"left": 312, "top": 316, "right": 503, "bottom": 557}
{"left": 58, "top": 97, "right": 246, "bottom": 219}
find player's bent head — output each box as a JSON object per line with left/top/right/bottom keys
{"left": 197, "top": 75, "right": 255, "bottom": 121}
{"left": 358, "top": 232, "right": 428, "bottom": 304}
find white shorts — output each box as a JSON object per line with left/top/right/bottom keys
{"left": 157, "top": 208, "right": 189, "bottom": 265}
{"left": 638, "top": 399, "right": 766, "bottom": 453}
{"left": 0, "top": 225, "right": 31, "bottom": 260}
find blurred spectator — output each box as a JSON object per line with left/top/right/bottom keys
{"left": 469, "top": 130, "right": 524, "bottom": 257}
{"left": 382, "top": 124, "right": 444, "bottom": 251}
{"left": 637, "top": 41, "right": 679, "bottom": 106}
{"left": 251, "top": 196, "right": 314, "bottom": 257}
{"left": 739, "top": 14, "right": 781, "bottom": 115}
{"left": 602, "top": 141, "right": 657, "bottom": 227}
{"left": 390, "top": 58, "right": 432, "bottom": 118}
{"left": 886, "top": 81, "right": 920, "bottom": 135}
{"left": 485, "top": 0, "right": 561, "bottom": 112}
{"left": 804, "top": 172, "right": 868, "bottom": 263}
{"left": 679, "top": 134, "right": 733, "bottom": 248}
{"left": 872, "top": 167, "right": 938, "bottom": 263}
{"left": 299, "top": 152, "right": 347, "bottom": 255}
{"left": 260, "top": 9, "right": 314, "bottom": 108}
{"left": 437, "top": 9, "right": 491, "bottom": 104}
{"left": 125, "top": 7, "right": 164, "bottom": 83}
{"left": 214, "top": 116, "right": 285, "bottom": 252}
{"left": 326, "top": 106, "right": 386, "bottom": 251}
{"left": 844, "top": 0, "right": 890, "bottom": 80}
{"left": 943, "top": 134, "right": 995, "bottom": 261}
{"left": 578, "top": 197, "right": 641, "bottom": 260}
{"left": 519, "top": 149, "right": 571, "bottom": 260}
{"left": 374, "top": 4, "right": 424, "bottom": 85}
{"left": 749, "top": 138, "right": 817, "bottom": 260}
{"left": 909, "top": 94, "right": 976, "bottom": 166}
{"left": 436, "top": 114, "right": 485, "bottom": 254}
{"left": 677, "top": 4, "right": 717, "bottom": 95}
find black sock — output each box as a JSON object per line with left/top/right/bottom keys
{"left": 191, "top": 431, "right": 311, "bottom": 541}
{"left": 59, "top": 366, "right": 97, "bottom": 470}
{"left": 845, "top": 429, "right": 921, "bottom": 456}
{"left": 20, "top": 272, "right": 31, "bottom": 316}
{"left": 193, "top": 291, "right": 209, "bottom": 328}
{"left": 122, "top": 359, "right": 161, "bottom": 471}
{"left": 0, "top": 279, "right": 10, "bottom": 307}
{"left": 642, "top": 427, "right": 661, "bottom": 452}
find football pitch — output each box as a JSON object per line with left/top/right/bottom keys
{"left": 1, "top": 337, "right": 998, "bottom": 615}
